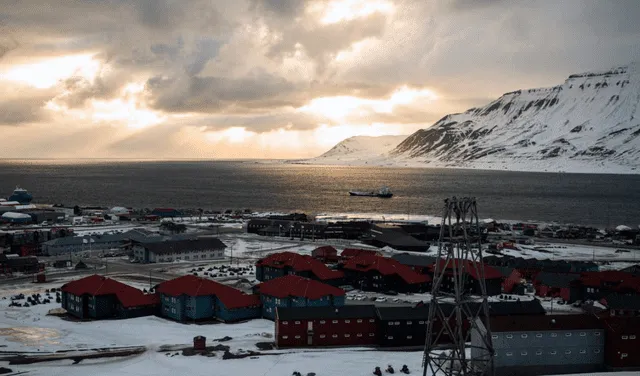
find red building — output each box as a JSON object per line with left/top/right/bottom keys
{"left": 339, "top": 248, "right": 381, "bottom": 263}
{"left": 255, "top": 252, "right": 344, "bottom": 285}
{"left": 533, "top": 272, "right": 581, "bottom": 302}
{"left": 275, "top": 305, "right": 378, "bottom": 348}
{"left": 602, "top": 317, "right": 640, "bottom": 371}
{"left": 579, "top": 271, "right": 640, "bottom": 300}
{"left": 428, "top": 259, "right": 503, "bottom": 296}
{"left": 501, "top": 268, "right": 524, "bottom": 294}
{"left": 311, "top": 246, "right": 339, "bottom": 263}
{"left": 342, "top": 254, "right": 431, "bottom": 292}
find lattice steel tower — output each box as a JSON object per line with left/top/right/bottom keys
{"left": 422, "top": 197, "right": 494, "bottom": 376}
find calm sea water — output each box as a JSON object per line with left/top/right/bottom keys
{"left": 1, "top": 160, "right": 639, "bottom": 227}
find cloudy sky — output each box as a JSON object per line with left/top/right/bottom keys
{"left": 1, "top": 0, "right": 639, "bottom": 159}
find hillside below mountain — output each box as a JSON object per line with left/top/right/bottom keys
{"left": 303, "top": 63, "right": 640, "bottom": 174}
{"left": 302, "top": 135, "right": 407, "bottom": 166}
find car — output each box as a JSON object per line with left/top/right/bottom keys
{"left": 383, "top": 290, "right": 398, "bottom": 296}
{"left": 340, "top": 285, "right": 355, "bottom": 292}
{"left": 392, "top": 298, "right": 401, "bottom": 303}
{"left": 375, "top": 297, "right": 387, "bottom": 303}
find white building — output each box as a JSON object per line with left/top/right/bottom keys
{"left": 132, "top": 236, "right": 226, "bottom": 263}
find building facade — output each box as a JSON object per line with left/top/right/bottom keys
{"left": 275, "top": 305, "right": 378, "bottom": 348}
{"left": 255, "top": 252, "right": 344, "bottom": 285}
{"left": 132, "top": 237, "right": 226, "bottom": 263}
{"left": 156, "top": 275, "right": 261, "bottom": 323}
{"left": 256, "top": 275, "right": 346, "bottom": 320}
{"left": 472, "top": 315, "right": 605, "bottom": 376}
{"left": 342, "top": 254, "right": 431, "bottom": 293}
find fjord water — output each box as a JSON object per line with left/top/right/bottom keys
{"left": 1, "top": 160, "right": 639, "bottom": 227}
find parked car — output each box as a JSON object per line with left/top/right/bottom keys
{"left": 375, "top": 297, "right": 387, "bottom": 303}
{"left": 340, "top": 285, "right": 355, "bottom": 292}
{"left": 383, "top": 290, "right": 398, "bottom": 296}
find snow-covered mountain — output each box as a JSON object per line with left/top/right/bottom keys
{"left": 306, "top": 135, "right": 407, "bottom": 165}
{"left": 304, "top": 63, "right": 640, "bottom": 173}
{"left": 391, "top": 63, "right": 640, "bottom": 173}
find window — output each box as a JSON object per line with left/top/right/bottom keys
{"left": 282, "top": 321, "right": 288, "bottom": 325}
{"left": 622, "top": 352, "right": 628, "bottom": 357}
{"left": 521, "top": 351, "right": 527, "bottom": 356}
{"left": 536, "top": 350, "right": 542, "bottom": 356}
{"left": 565, "top": 350, "right": 571, "bottom": 355}
{"left": 332, "top": 320, "right": 338, "bottom": 324}
{"left": 536, "top": 333, "right": 543, "bottom": 338}
{"left": 388, "top": 336, "right": 394, "bottom": 340}
{"left": 594, "top": 332, "right": 601, "bottom": 336}
{"left": 565, "top": 333, "right": 572, "bottom": 337}
{"left": 369, "top": 333, "right": 375, "bottom": 337}
{"left": 357, "top": 319, "right": 362, "bottom": 323}
{"left": 345, "top": 320, "right": 350, "bottom": 323}
{"left": 282, "top": 336, "right": 288, "bottom": 339}
{"left": 580, "top": 350, "right": 586, "bottom": 354}
{"left": 407, "top": 321, "right": 412, "bottom": 325}
{"left": 320, "top": 320, "right": 325, "bottom": 324}
{"left": 419, "top": 321, "right": 425, "bottom": 325}
{"left": 506, "top": 352, "right": 513, "bottom": 357}
{"left": 388, "top": 322, "right": 394, "bottom": 326}
{"left": 580, "top": 332, "right": 586, "bottom": 336}
{"left": 621, "top": 335, "right": 629, "bottom": 340}
{"left": 332, "top": 334, "right": 338, "bottom": 338}
{"left": 407, "top": 336, "right": 413, "bottom": 339}
{"left": 506, "top": 334, "right": 513, "bottom": 339}
{"left": 294, "top": 321, "right": 300, "bottom": 324}
{"left": 551, "top": 333, "right": 557, "bottom": 337}
{"left": 369, "top": 319, "right": 375, "bottom": 323}
{"left": 550, "top": 351, "right": 556, "bottom": 355}
{"left": 320, "top": 335, "right": 325, "bottom": 338}
{"left": 491, "top": 335, "right": 498, "bottom": 339}
{"left": 357, "top": 333, "right": 362, "bottom": 337}
{"left": 631, "top": 335, "right": 637, "bottom": 340}
{"left": 594, "top": 349, "right": 601, "bottom": 354}
{"left": 345, "top": 334, "right": 350, "bottom": 338}
{"left": 521, "top": 334, "right": 528, "bottom": 339}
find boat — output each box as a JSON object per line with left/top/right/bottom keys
{"left": 349, "top": 186, "right": 393, "bottom": 198}
{"left": 8, "top": 186, "right": 33, "bottom": 205}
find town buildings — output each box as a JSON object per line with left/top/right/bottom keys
{"left": 428, "top": 259, "right": 503, "bottom": 296}
{"left": 275, "top": 305, "right": 378, "bottom": 348}
{"left": 533, "top": 272, "right": 581, "bottom": 302}
{"left": 361, "top": 223, "right": 431, "bottom": 252}
{"left": 155, "top": 275, "right": 261, "bottom": 322}
{"left": 472, "top": 314, "right": 605, "bottom": 376}
{"left": 390, "top": 253, "right": 436, "bottom": 274}
{"left": 132, "top": 236, "right": 226, "bottom": 263}
{"left": 341, "top": 254, "right": 431, "bottom": 292}
{"left": 42, "top": 233, "right": 127, "bottom": 255}
{"left": 61, "top": 275, "right": 159, "bottom": 319}
{"left": 255, "top": 252, "right": 344, "bottom": 285}
{"left": 150, "top": 208, "right": 182, "bottom": 218}
{"left": 256, "top": 275, "right": 346, "bottom": 320}
{"left": 311, "top": 246, "right": 339, "bottom": 263}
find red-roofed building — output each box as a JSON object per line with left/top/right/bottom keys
{"left": 255, "top": 275, "right": 346, "bottom": 320}
{"left": 61, "top": 274, "right": 159, "bottom": 319}
{"left": 156, "top": 275, "right": 261, "bottom": 322}
{"left": 342, "top": 254, "right": 431, "bottom": 293}
{"left": 339, "top": 248, "right": 382, "bottom": 263}
{"left": 312, "top": 246, "right": 339, "bottom": 263}
{"left": 428, "top": 259, "right": 503, "bottom": 296}
{"left": 579, "top": 271, "right": 640, "bottom": 301}
{"left": 255, "top": 252, "right": 344, "bottom": 286}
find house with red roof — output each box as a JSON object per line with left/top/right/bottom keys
{"left": 312, "top": 246, "right": 339, "bottom": 263}
{"left": 341, "top": 254, "right": 431, "bottom": 293}
{"left": 61, "top": 274, "right": 159, "bottom": 319}
{"left": 155, "top": 275, "right": 261, "bottom": 322}
{"left": 428, "top": 259, "right": 503, "bottom": 296}
{"left": 255, "top": 252, "right": 344, "bottom": 286}
{"left": 579, "top": 270, "right": 640, "bottom": 301}
{"left": 339, "top": 248, "right": 382, "bottom": 263}
{"left": 255, "top": 275, "right": 346, "bottom": 320}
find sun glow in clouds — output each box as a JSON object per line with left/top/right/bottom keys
{"left": 0, "top": 54, "right": 100, "bottom": 89}
{"left": 298, "top": 86, "right": 438, "bottom": 121}
{"left": 309, "top": 0, "right": 395, "bottom": 24}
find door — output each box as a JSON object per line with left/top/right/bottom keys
{"left": 307, "top": 321, "right": 313, "bottom": 345}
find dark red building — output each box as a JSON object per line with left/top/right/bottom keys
{"left": 533, "top": 272, "right": 581, "bottom": 302}
{"left": 311, "top": 246, "right": 339, "bottom": 263}
{"left": 579, "top": 271, "right": 640, "bottom": 300}
{"left": 342, "top": 254, "right": 431, "bottom": 292}
{"left": 602, "top": 316, "right": 640, "bottom": 371}
{"left": 339, "top": 248, "right": 381, "bottom": 263}
{"left": 255, "top": 251, "right": 344, "bottom": 285}
{"left": 275, "top": 305, "right": 378, "bottom": 348}
{"left": 428, "top": 259, "right": 503, "bottom": 296}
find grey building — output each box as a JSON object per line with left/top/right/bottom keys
{"left": 42, "top": 233, "right": 127, "bottom": 255}
{"left": 471, "top": 314, "right": 605, "bottom": 376}
{"left": 132, "top": 236, "right": 226, "bottom": 263}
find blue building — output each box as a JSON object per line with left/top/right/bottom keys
{"left": 255, "top": 275, "right": 346, "bottom": 320}
{"left": 156, "top": 275, "right": 261, "bottom": 322}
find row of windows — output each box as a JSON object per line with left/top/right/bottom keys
{"left": 493, "top": 331, "right": 600, "bottom": 339}
{"left": 500, "top": 349, "right": 600, "bottom": 357}
{"left": 281, "top": 333, "right": 375, "bottom": 339}
{"left": 621, "top": 335, "right": 637, "bottom": 340}
{"left": 281, "top": 319, "right": 375, "bottom": 325}
{"left": 388, "top": 321, "right": 425, "bottom": 326}
{"left": 387, "top": 335, "right": 413, "bottom": 340}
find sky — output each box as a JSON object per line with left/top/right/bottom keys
{"left": 1, "top": 0, "right": 640, "bottom": 159}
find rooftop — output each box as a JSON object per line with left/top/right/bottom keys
{"left": 142, "top": 237, "right": 226, "bottom": 254}
{"left": 62, "top": 275, "right": 158, "bottom": 308}
{"left": 534, "top": 272, "right": 580, "bottom": 288}
{"left": 256, "top": 252, "right": 344, "bottom": 280}
{"left": 391, "top": 253, "right": 437, "bottom": 267}
{"left": 257, "top": 275, "right": 345, "bottom": 300}
{"left": 343, "top": 254, "right": 431, "bottom": 284}
{"left": 429, "top": 259, "right": 503, "bottom": 280}
{"left": 277, "top": 304, "right": 377, "bottom": 321}
{"left": 156, "top": 275, "right": 260, "bottom": 309}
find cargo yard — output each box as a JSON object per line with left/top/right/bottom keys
{"left": 0, "top": 190, "right": 639, "bottom": 376}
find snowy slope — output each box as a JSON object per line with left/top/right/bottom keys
{"left": 306, "top": 135, "right": 407, "bottom": 165}
{"left": 391, "top": 63, "right": 640, "bottom": 173}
